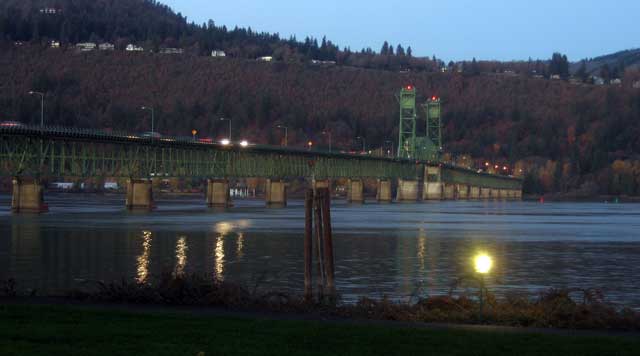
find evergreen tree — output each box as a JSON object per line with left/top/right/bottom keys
{"left": 381, "top": 41, "right": 389, "bottom": 55}
{"left": 406, "top": 46, "right": 412, "bottom": 57}
{"left": 396, "top": 44, "right": 405, "bottom": 56}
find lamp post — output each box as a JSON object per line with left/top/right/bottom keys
{"left": 321, "top": 131, "right": 332, "bottom": 153}
{"left": 474, "top": 253, "right": 493, "bottom": 322}
{"left": 356, "top": 136, "right": 366, "bottom": 154}
{"left": 220, "top": 117, "right": 232, "bottom": 141}
{"left": 141, "top": 106, "right": 155, "bottom": 135}
{"left": 28, "top": 91, "right": 45, "bottom": 128}
{"left": 384, "top": 140, "right": 394, "bottom": 157}
{"left": 192, "top": 129, "right": 198, "bottom": 141}
{"left": 276, "top": 125, "right": 288, "bottom": 147}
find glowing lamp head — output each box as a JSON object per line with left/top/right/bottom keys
{"left": 474, "top": 254, "right": 493, "bottom": 274}
{"left": 240, "top": 140, "right": 249, "bottom": 147}
{"left": 192, "top": 129, "right": 197, "bottom": 136}
{"left": 308, "top": 141, "right": 313, "bottom": 147}
{"left": 432, "top": 96, "right": 438, "bottom": 101}
{"left": 220, "top": 139, "right": 231, "bottom": 145}
{"left": 406, "top": 85, "right": 413, "bottom": 91}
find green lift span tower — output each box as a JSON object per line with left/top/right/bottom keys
{"left": 397, "top": 86, "right": 441, "bottom": 161}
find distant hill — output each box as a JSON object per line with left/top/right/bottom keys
{"left": 571, "top": 48, "right": 640, "bottom": 76}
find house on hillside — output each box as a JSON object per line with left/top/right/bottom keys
{"left": 76, "top": 42, "right": 96, "bottom": 52}
{"left": 257, "top": 56, "right": 273, "bottom": 62}
{"left": 633, "top": 81, "right": 640, "bottom": 89}
{"left": 99, "top": 43, "right": 115, "bottom": 51}
{"left": 126, "top": 44, "right": 144, "bottom": 52}
{"left": 39, "top": 8, "right": 60, "bottom": 14}
{"left": 610, "top": 78, "right": 622, "bottom": 86}
{"left": 550, "top": 74, "right": 561, "bottom": 80}
{"left": 211, "top": 50, "right": 226, "bottom": 57}
{"left": 591, "top": 76, "right": 605, "bottom": 85}
{"left": 50, "top": 41, "right": 60, "bottom": 48}
{"left": 159, "top": 47, "right": 183, "bottom": 55}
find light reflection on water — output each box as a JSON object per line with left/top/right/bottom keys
{"left": 0, "top": 193, "right": 639, "bottom": 308}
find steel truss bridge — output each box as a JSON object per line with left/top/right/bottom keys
{"left": 0, "top": 125, "right": 521, "bottom": 190}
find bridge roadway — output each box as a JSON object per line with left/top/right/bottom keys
{"left": 0, "top": 125, "right": 522, "bottom": 212}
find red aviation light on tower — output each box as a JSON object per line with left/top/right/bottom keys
{"left": 405, "top": 85, "right": 414, "bottom": 91}
{"left": 431, "top": 96, "right": 439, "bottom": 101}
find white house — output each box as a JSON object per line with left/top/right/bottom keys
{"left": 211, "top": 50, "right": 226, "bottom": 57}
{"left": 99, "top": 43, "right": 115, "bottom": 51}
{"left": 257, "top": 56, "right": 273, "bottom": 62}
{"left": 40, "top": 8, "right": 59, "bottom": 14}
{"left": 126, "top": 44, "right": 144, "bottom": 52}
{"left": 633, "top": 81, "right": 640, "bottom": 89}
{"left": 76, "top": 42, "right": 96, "bottom": 51}
{"left": 159, "top": 47, "right": 183, "bottom": 54}
{"left": 610, "top": 78, "right": 622, "bottom": 85}
{"left": 50, "top": 41, "right": 60, "bottom": 48}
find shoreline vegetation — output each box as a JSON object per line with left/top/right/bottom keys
{"left": 2, "top": 274, "right": 639, "bottom": 331}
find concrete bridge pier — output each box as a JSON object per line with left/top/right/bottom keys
{"left": 125, "top": 178, "right": 154, "bottom": 210}
{"left": 347, "top": 179, "right": 364, "bottom": 203}
{"left": 469, "top": 186, "right": 481, "bottom": 199}
{"left": 11, "top": 177, "right": 48, "bottom": 213}
{"left": 514, "top": 189, "right": 523, "bottom": 200}
{"left": 480, "top": 187, "right": 490, "bottom": 199}
{"left": 443, "top": 183, "right": 456, "bottom": 200}
{"left": 265, "top": 179, "right": 287, "bottom": 206}
{"left": 376, "top": 179, "right": 392, "bottom": 202}
{"left": 396, "top": 179, "right": 419, "bottom": 202}
{"left": 207, "top": 179, "right": 231, "bottom": 207}
{"left": 423, "top": 166, "right": 443, "bottom": 200}
{"left": 423, "top": 182, "right": 443, "bottom": 200}
{"left": 456, "top": 184, "right": 470, "bottom": 200}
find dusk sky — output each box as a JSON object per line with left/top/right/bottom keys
{"left": 162, "top": 0, "right": 640, "bottom": 62}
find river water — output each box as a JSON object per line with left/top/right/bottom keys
{"left": 1, "top": 193, "right": 639, "bottom": 308}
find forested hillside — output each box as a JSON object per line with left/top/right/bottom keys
{"left": 1, "top": 0, "right": 640, "bottom": 197}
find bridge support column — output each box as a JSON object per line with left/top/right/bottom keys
{"left": 312, "top": 179, "right": 331, "bottom": 191}
{"left": 396, "top": 179, "right": 419, "bottom": 202}
{"left": 480, "top": 187, "right": 490, "bottom": 199}
{"left": 207, "top": 179, "right": 231, "bottom": 207}
{"left": 376, "top": 179, "right": 392, "bottom": 202}
{"left": 423, "top": 166, "right": 443, "bottom": 200}
{"left": 423, "top": 182, "right": 443, "bottom": 200}
{"left": 265, "top": 179, "right": 287, "bottom": 207}
{"left": 514, "top": 189, "right": 523, "bottom": 200}
{"left": 469, "top": 186, "right": 481, "bottom": 199}
{"left": 125, "top": 179, "right": 154, "bottom": 210}
{"left": 347, "top": 179, "right": 364, "bottom": 203}
{"left": 456, "top": 184, "right": 469, "bottom": 200}
{"left": 443, "top": 183, "right": 456, "bottom": 200}
{"left": 11, "top": 177, "right": 48, "bottom": 213}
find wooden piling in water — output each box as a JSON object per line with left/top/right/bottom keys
{"left": 320, "top": 188, "right": 336, "bottom": 297}
{"left": 304, "top": 189, "right": 313, "bottom": 302}
{"left": 314, "top": 188, "right": 325, "bottom": 298}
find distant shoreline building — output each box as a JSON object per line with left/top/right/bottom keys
{"left": 99, "top": 43, "right": 115, "bottom": 51}
{"left": 211, "top": 50, "right": 226, "bottom": 57}
{"left": 257, "top": 56, "right": 273, "bottom": 62}
{"left": 126, "top": 44, "right": 144, "bottom": 52}
{"left": 159, "top": 47, "right": 184, "bottom": 55}
{"left": 76, "top": 42, "right": 96, "bottom": 52}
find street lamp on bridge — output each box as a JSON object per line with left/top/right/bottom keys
{"left": 220, "top": 117, "right": 232, "bottom": 141}
{"left": 276, "top": 125, "right": 288, "bottom": 147}
{"left": 355, "top": 136, "right": 366, "bottom": 154}
{"left": 140, "top": 106, "right": 155, "bottom": 135}
{"left": 28, "top": 91, "right": 45, "bottom": 127}
{"left": 321, "top": 130, "right": 332, "bottom": 153}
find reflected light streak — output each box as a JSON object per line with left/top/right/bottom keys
{"left": 136, "top": 230, "right": 153, "bottom": 284}
{"left": 236, "top": 232, "right": 244, "bottom": 259}
{"left": 175, "top": 236, "right": 188, "bottom": 276}
{"left": 215, "top": 234, "right": 225, "bottom": 281}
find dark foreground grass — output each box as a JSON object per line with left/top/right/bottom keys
{"left": 0, "top": 304, "right": 638, "bottom": 356}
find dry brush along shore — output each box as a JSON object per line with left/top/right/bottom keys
{"left": 1, "top": 274, "right": 639, "bottom": 331}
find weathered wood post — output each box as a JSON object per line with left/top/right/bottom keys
{"left": 320, "top": 188, "right": 336, "bottom": 298}
{"left": 304, "top": 189, "right": 313, "bottom": 302}
{"left": 314, "top": 187, "right": 325, "bottom": 299}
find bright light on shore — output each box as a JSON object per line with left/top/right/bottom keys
{"left": 240, "top": 140, "right": 249, "bottom": 147}
{"left": 474, "top": 254, "right": 493, "bottom": 274}
{"left": 220, "top": 139, "right": 230, "bottom": 145}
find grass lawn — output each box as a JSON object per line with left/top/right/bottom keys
{"left": 0, "top": 304, "right": 638, "bottom": 356}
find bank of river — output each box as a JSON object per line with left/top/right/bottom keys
{"left": 1, "top": 193, "right": 639, "bottom": 308}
